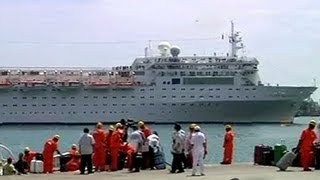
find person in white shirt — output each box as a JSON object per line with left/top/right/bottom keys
{"left": 78, "top": 128, "right": 95, "bottom": 175}
{"left": 190, "top": 125, "right": 207, "bottom": 176}
{"left": 170, "top": 123, "right": 185, "bottom": 173}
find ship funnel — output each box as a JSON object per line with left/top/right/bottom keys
{"left": 158, "top": 41, "right": 171, "bottom": 57}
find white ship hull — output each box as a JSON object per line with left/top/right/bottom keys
{"left": 0, "top": 85, "right": 315, "bottom": 124}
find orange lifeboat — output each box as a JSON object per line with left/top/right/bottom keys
{"left": 19, "top": 80, "right": 47, "bottom": 88}
{"left": 88, "top": 81, "right": 110, "bottom": 89}
{"left": 0, "top": 80, "right": 12, "bottom": 89}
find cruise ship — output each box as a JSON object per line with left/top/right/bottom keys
{"left": 0, "top": 23, "right": 316, "bottom": 124}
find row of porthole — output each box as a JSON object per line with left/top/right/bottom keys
{"left": 2, "top": 111, "right": 130, "bottom": 115}
{"left": 11, "top": 95, "right": 257, "bottom": 100}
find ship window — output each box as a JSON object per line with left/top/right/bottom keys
{"left": 131, "top": 96, "right": 135, "bottom": 98}
{"left": 252, "top": 88, "right": 256, "bottom": 90}
{"left": 122, "top": 104, "right": 126, "bottom": 106}
{"left": 150, "top": 103, "right": 154, "bottom": 106}
{"left": 209, "top": 95, "right": 214, "bottom": 98}
{"left": 172, "top": 96, "right": 176, "bottom": 98}
{"left": 228, "top": 88, "right": 233, "bottom": 90}
{"left": 13, "top": 97, "right": 18, "bottom": 99}
{"left": 140, "top": 96, "right": 145, "bottom": 99}
{"left": 112, "top": 104, "right": 117, "bottom": 106}
{"left": 162, "top": 96, "right": 167, "bottom": 98}
{"left": 209, "top": 88, "right": 214, "bottom": 91}
{"left": 140, "top": 89, "right": 145, "bottom": 91}
{"left": 93, "top": 96, "right": 98, "bottom": 99}
{"left": 103, "top": 104, "right": 108, "bottom": 106}
{"left": 206, "top": 72, "right": 211, "bottom": 76}
{"left": 42, "top": 97, "right": 47, "bottom": 99}
{"left": 237, "top": 96, "right": 240, "bottom": 98}
{"left": 181, "top": 96, "right": 186, "bottom": 98}
{"left": 61, "top": 104, "right": 66, "bottom": 106}
{"left": 102, "top": 111, "right": 106, "bottom": 114}
{"left": 253, "top": 96, "right": 256, "bottom": 98}
{"left": 189, "top": 71, "right": 195, "bottom": 76}
{"left": 22, "top": 104, "right": 27, "bottom": 107}
{"left": 162, "top": 88, "right": 166, "bottom": 90}
{"left": 112, "top": 96, "right": 117, "bottom": 99}
{"left": 122, "top": 96, "right": 127, "bottom": 98}
{"left": 172, "top": 88, "right": 176, "bottom": 90}
{"left": 172, "top": 78, "right": 181, "bottom": 84}
{"left": 2, "top": 104, "right": 7, "bottom": 107}
{"left": 83, "top": 112, "right": 87, "bottom": 114}
{"left": 245, "top": 88, "right": 249, "bottom": 90}
{"left": 190, "top": 88, "right": 195, "bottom": 90}
{"left": 229, "top": 96, "right": 233, "bottom": 98}
{"left": 71, "top": 104, "right": 75, "bottom": 106}
{"left": 246, "top": 96, "right": 249, "bottom": 98}
{"left": 95, "top": 111, "right": 98, "bottom": 114}
{"left": 131, "top": 104, "right": 136, "bottom": 106}
{"left": 90, "top": 112, "right": 94, "bottom": 114}
{"left": 62, "top": 97, "right": 66, "bottom": 99}
{"left": 181, "top": 103, "right": 186, "bottom": 106}
{"left": 181, "top": 88, "right": 186, "bottom": 91}
{"left": 93, "top": 104, "right": 98, "bottom": 106}
{"left": 32, "top": 97, "right": 37, "bottom": 99}
{"left": 84, "top": 96, "right": 89, "bottom": 99}
{"left": 190, "top": 104, "right": 194, "bottom": 106}
{"left": 32, "top": 104, "right": 37, "bottom": 107}
{"left": 52, "top": 97, "right": 57, "bottom": 99}
{"left": 140, "top": 103, "right": 145, "bottom": 106}
{"left": 12, "top": 104, "right": 17, "bottom": 107}
{"left": 199, "top": 96, "right": 204, "bottom": 98}
{"left": 162, "top": 103, "right": 167, "bottom": 106}
{"left": 216, "top": 88, "right": 220, "bottom": 90}
{"left": 70, "top": 97, "right": 75, "bottom": 99}
{"left": 167, "top": 81, "right": 170, "bottom": 84}
{"left": 190, "top": 96, "right": 195, "bottom": 98}
{"left": 236, "top": 88, "right": 240, "bottom": 91}
{"left": 22, "top": 97, "right": 27, "bottom": 99}
{"left": 163, "top": 81, "right": 166, "bottom": 84}
{"left": 103, "top": 96, "right": 108, "bottom": 99}
{"left": 42, "top": 104, "right": 47, "bottom": 107}
{"left": 216, "top": 96, "right": 220, "bottom": 98}
{"left": 200, "top": 88, "right": 204, "bottom": 91}
{"left": 180, "top": 71, "right": 186, "bottom": 76}
{"left": 51, "top": 104, "right": 57, "bottom": 106}
{"left": 197, "top": 72, "right": 203, "bottom": 76}
{"left": 48, "top": 112, "right": 51, "bottom": 114}
{"left": 22, "top": 112, "right": 25, "bottom": 114}
{"left": 84, "top": 104, "right": 88, "bottom": 106}
{"left": 172, "top": 103, "right": 176, "bottom": 106}
{"left": 150, "top": 88, "right": 154, "bottom": 91}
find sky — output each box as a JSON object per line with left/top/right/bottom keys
{"left": 0, "top": 0, "right": 320, "bottom": 99}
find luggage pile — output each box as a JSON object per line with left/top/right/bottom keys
{"left": 254, "top": 144, "right": 288, "bottom": 166}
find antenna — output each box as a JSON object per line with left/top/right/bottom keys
{"left": 229, "top": 21, "right": 244, "bottom": 57}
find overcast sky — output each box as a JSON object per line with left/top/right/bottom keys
{"left": 1, "top": 0, "right": 320, "bottom": 98}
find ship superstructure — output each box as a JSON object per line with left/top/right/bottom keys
{"left": 0, "top": 23, "right": 316, "bottom": 124}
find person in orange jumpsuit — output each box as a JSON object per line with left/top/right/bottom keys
{"left": 298, "top": 120, "right": 317, "bottom": 171}
{"left": 138, "top": 121, "right": 152, "bottom": 169}
{"left": 122, "top": 142, "right": 136, "bottom": 171}
{"left": 92, "top": 122, "right": 106, "bottom": 171}
{"left": 43, "top": 135, "right": 61, "bottom": 173}
{"left": 221, "top": 124, "right": 235, "bottom": 165}
{"left": 23, "top": 147, "right": 37, "bottom": 171}
{"left": 66, "top": 144, "right": 80, "bottom": 171}
{"left": 105, "top": 125, "right": 114, "bottom": 171}
{"left": 110, "top": 123, "right": 124, "bottom": 171}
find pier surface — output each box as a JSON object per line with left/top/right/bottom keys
{"left": 4, "top": 163, "right": 320, "bottom": 180}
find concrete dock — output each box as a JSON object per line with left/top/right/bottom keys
{"left": 3, "top": 163, "right": 320, "bottom": 180}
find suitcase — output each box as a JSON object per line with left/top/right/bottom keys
{"left": 30, "top": 160, "right": 44, "bottom": 173}
{"left": 254, "top": 145, "right": 272, "bottom": 165}
{"left": 315, "top": 146, "right": 320, "bottom": 169}
{"left": 276, "top": 151, "right": 296, "bottom": 171}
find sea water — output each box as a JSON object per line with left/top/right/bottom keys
{"left": 0, "top": 117, "right": 318, "bottom": 163}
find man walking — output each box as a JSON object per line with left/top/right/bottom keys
{"left": 191, "top": 126, "right": 207, "bottom": 176}
{"left": 79, "top": 128, "right": 95, "bottom": 174}
{"left": 170, "top": 123, "right": 185, "bottom": 173}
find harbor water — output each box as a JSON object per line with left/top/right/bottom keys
{"left": 0, "top": 117, "right": 318, "bottom": 163}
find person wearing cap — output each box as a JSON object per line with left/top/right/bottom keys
{"left": 297, "top": 120, "right": 318, "bottom": 171}
{"left": 14, "top": 153, "right": 28, "bottom": 175}
{"left": 23, "top": 147, "right": 37, "bottom": 171}
{"left": 3, "top": 157, "right": 17, "bottom": 175}
{"left": 66, "top": 144, "right": 80, "bottom": 172}
{"left": 128, "top": 125, "right": 144, "bottom": 172}
{"left": 190, "top": 125, "right": 207, "bottom": 176}
{"left": 43, "top": 134, "right": 61, "bottom": 173}
{"left": 92, "top": 122, "right": 107, "bottom": 171}
{"left": 138, "top": 120, "right": 152, "bottom": 169}
{"left": 221, "top": 124, "right": 235, "bottom": 165}
{"left": 184, "top": 123, "right": 197, "bottom": 169}
{"left": 105, "top": 125, "right": 114, "bottom": 171}
{"left": 110, "top": 123, "right": 124, "bottom": 171}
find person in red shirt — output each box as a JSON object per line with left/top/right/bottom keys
{"left": 23, "top": 147, "right": 37, "bottom": 171}
{"left": 110, "top": 123, "right": 124, "bottom": 171}
{"left": 92, "top": 122, "right": 106, "bottom": 171}
{"left": 66, "top": 144, "right": 80, "bottom": 171}
{"left": 221, "top": 124, "right": 235, "bottom": 165}
{"left": 43, "top": 135, "right": 61, "bottom": 173}
{"left": 105, "top": 125, "right": 114, "bottom": 171}
{"left": 298, "top": 120, "right": 318, "bottom": 171}
{"left": 138, "top": 121, "right": 152, "bottom": 138}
